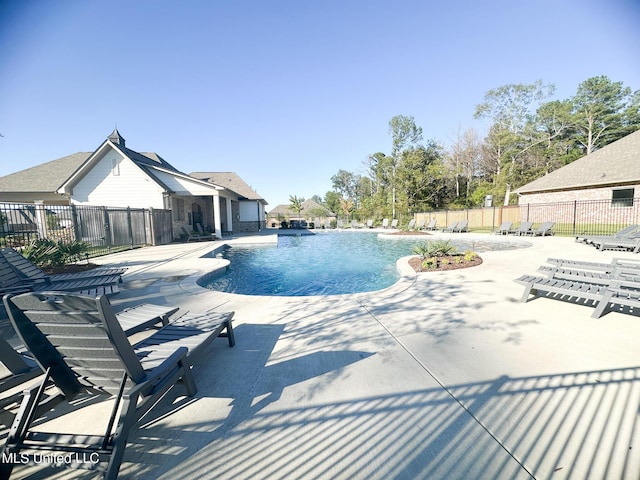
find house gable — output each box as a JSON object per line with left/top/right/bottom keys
{"left": 68, "top": 144, "right": 168, "bottom": 208}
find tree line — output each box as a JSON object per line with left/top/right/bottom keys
{"left": 293, "top": 75, "right": 639, "bottom": 222}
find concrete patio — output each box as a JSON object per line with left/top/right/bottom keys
{"left": 2, "top": 232, "right": 639, "bottom": 479}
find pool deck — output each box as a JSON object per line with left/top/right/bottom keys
{"left": 3, "top": 231, "right": 640, "bottom": 479}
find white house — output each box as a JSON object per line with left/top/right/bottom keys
{"left": 0, "top": 130, "right": 267, "bottom": 238}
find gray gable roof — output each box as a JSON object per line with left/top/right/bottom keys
{"left": 268, "top": 199, "right": 335, "bottom": 217}
{"left": 0, "top": 152, "right": 90, "bottom": 192}
{"left": 515, "top": 129, "right": 640, "bottom": 194}
{"left": 190, "top": 171, "right": 266, "bottom": 203}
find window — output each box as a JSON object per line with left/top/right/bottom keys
{"left": 111, "top": 158, "right": 120, "bottom": 176}
{"left": 611, "top": 188, "right": 634, "bottom": 207}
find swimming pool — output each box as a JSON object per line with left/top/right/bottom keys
{"left": 198, "top": 232, "right": 531, "bottom": 296}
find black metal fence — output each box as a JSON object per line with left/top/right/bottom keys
{"left": 415, "top": 197, "right": 640, "bottom": 236}
{"left": 0, "top": 203, "right": 174, "bottom": 258}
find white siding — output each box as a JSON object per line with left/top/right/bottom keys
{"left": 70, "top": 150, "right": 165, "bottom": 208}
{"left": 152, "top": 170, "right": 220, "bottom": 195}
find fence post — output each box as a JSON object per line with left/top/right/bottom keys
{"left": 103, "top": 207, "right": 112, "bottom": 251}
{"left": 70, "top": 204, "right": 81, "bottom": 242}
{"left": 34, "top": 201, "right": 48, "bottom": 240}
{"left": 126, "top": 207, "right": 134, "bottom": 249}
{"left": 148, "top": 208, "right": 156, "bottom": 246}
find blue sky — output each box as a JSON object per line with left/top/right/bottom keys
{"left": 1, "top": 0, "right": 639, "bottom": 208}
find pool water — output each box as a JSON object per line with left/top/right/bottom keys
{"left": 199, "top": 232, "right": 530, "bottom": 296}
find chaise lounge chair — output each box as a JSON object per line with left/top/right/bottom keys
{"left": 0, "top": 248, "right": 124, "bottom": 299}
{"left": 494, "top": 221, "right": 513, "bottom": 235}
{"left": 0, "top": 292, "right": 235, "bottom": 480}
{"left": 575, "top": 225, "right": 639, "bottom": 245}
{"left": 390, "top": 219, "right": 398, "bottom": 229}
{"left": 590, "top": 236, "right": 640, "bottom": 253}
{"left": 382, "top": 218, "right": 389, "bottom": 228}
{"left": 407, "top": 219, "right": 416, "bottom": 230}
{"left": 513, "top": 221, "right": 534, "bottom": 236}
{"left": 546, "top": 257, "right": 640, "bottom": 273}
{"left": 181, "top": 226, "right": 208, "bottom": 242}
{"left": 453, "top": 219, "right": 469, "bottom": 233}
{"left": 424, "top": 219, "right": 437, "bottom": 231}
{"left": 527, "top": 222, "right": 555, "bottom": 236}
{"left": 442, "top": 221, "right": 459, "bottom": 232}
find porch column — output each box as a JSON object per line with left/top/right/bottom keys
{"left": 213, "top": 195, "right": 222, "bottom": 239}
{"left": 226, "top": 199, "right": 233, "bottom": 233}
{"left": 34, "top": 200, "right": 48, "bottom": 240}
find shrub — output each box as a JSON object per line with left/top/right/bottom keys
{"left": 463, "top": 250, "right": 478, "bottom": 262}
{"left": 23, "top": 239, "right": 90, "bottom": 267}
{"left": 412, "top": 239, "right": 458, "bottom": 258}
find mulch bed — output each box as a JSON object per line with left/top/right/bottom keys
{"left": 408, "top": 255, "right": 483, "bottom": 273}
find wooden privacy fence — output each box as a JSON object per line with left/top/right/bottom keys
{"left": 0, "top": 203, "right": 174, "bottom": 258}
{"left": 415, "top": 198, "right": 640, "bottom": 236}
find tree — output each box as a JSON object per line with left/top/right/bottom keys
{"left": 288, "top": 195, "right": 304, "bottom": 219}
{"left": 474, "top": 80, "right": 556, "bottom": 202}
{"left": 570, "top": 76, "right": 635, "bottom": 154}
{"left": 396, "top": 141, "right": 446, "bottom": 212}
{"left": 324, "top": 191, "right": 341, "bottom": 215}
{"left": 447, "top": 127, "right": 483, "bottom": 204}
{"left": 388, "top": 115, "right": 423, "bottom": 218}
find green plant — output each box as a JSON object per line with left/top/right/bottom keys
{"left": 23, "top": 239, "right": 90, "bottom": 267}
{"left": 412, "top": 239, "right": 458, "bottom": 258}
{"left": 464, "top": 250, "right": 478, "bottom": 262}
{"left": 421, "top": 257, "right": 438, "bottom": 269}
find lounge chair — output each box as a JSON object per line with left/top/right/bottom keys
{"left": 0, "top": 249, "right": 122, "bottom": 299}
{"left": 527, "top": 222, "right": 555, "bottom": 236}
{"left": 576, "top": 225, "right": 639, "bottom": 244}
{"left": 366, "top": 219, "right": 373, "bottom": 228}
{"left": 351, "top": 220, "right": 359, "bottom": 229}
{"left": 407, "top": 219, "right": 416, "bottom": 230}
{"left": 424, "top": 219, "right": 437, "bottom": 231}
{"left": 546, "top": 257, "right": 640, "bottom": 273}
{"left": 494, "top": 221, "right": 513, "bottom": 235}
{"left": 181, "top": 226, "right": 207, "bottom": 242}
{"left": 382, "top": 218, "right": 389, "bottom": 228}
{"left": 390, "top": 219, "right": 398, "bottom": 229}
{"left": 453, "top": 219, "right": 469, "bottom": 233}
{"left": 0, "top": 292, "right": 235, "bottom": 479}
{"left": 337, "top": 220, "right": 344, "bottom": 229}
{"left": 0, "top": 247, "right": 127, "bottom": 285}
{"left": 416, "top": 218, "right": 426, "bottom": 230}
{"left": 513, "top": 221, "right": 534, "bottom": 236}
{"left": 442, "top": 221, "right": 459, "bottom": 232}
{"left": 0, "top": 302, "right": 179, "bottom": 409}
{"left": 537, "top": 264, "right": 640, "bottom": 287}
{"left": 590, "top": 236, "right": 640, "bottom": 253}
{"left": 196, "top": 223, "right": 215, "bottom": 240}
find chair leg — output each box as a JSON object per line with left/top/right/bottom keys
{"left": 105, "top": 394, "right": 139, "bottom": 480}
{"left": 520, "top": 283, "right": 535, "bottom": 303}
{"left": 592, "top": 292, "right": 612, "bottom": 318}
{"left": 180, "top": 360, "right": 197, "bottom": 397}
{"left": 225, "top": 319, "right": 236, "bottom": 347}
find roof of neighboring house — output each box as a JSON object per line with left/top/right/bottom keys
{"left": 0, "top": 152, "right": 91, "bottom": 192}
{"left": 190, "top": 171, "right": 266, "bottom": 203}
{"left": 515, "top": 129, "right": 640, "bottom": 194}
{"left": 268, "top": 199, "right": 335, "bottom": 217}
